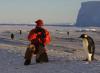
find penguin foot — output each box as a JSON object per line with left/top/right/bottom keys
{"left": 82, "top": 58, "right": 88, "bottom": 61}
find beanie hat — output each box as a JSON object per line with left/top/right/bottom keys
{"left": 35, "top": 19, "right": 44, "bottom": 26}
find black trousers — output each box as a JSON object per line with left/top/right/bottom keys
{"left": 24, "top": 41, "right": 48, "bottom": 65}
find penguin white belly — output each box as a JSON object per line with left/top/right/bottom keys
{"left": 83, "top": 38, "right": 88, "bottom": 55}
{"left": 83, "top": 39, "right": 92, "bottom": 61}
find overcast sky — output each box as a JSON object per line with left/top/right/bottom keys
{"left": 0, "top": 0, "right": 99, "bottom": 24}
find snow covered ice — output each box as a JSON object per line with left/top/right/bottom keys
{"left": 0, "top": 25, "right": 100, "bottom": 73}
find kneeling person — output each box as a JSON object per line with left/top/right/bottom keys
{"left": 24, "top": 19, "right": 51, "bottom": 65}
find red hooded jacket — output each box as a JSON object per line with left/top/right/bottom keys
{"left": 28, "top": 27, "right": 51, "bottom": 45}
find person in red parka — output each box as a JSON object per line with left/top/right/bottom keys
{"left": 24, "top": 19, "right": 51, "bottom": 65}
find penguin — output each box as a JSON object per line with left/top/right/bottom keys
{"left": 79, "top": 33, "right": 95, "bottom": 62}
{"left": 11, "top": 33, "right": 14, "bottom": 40}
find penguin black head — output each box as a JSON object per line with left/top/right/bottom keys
{"left": 79, "top": 34, "right": 88, "bottom": 38}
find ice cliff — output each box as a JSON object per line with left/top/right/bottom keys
{"left": 76, "top": 1, "right": 100, "bottom": 27}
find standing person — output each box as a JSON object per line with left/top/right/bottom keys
{"left": 24, "top": 19, "right": 51, "bottom": 65}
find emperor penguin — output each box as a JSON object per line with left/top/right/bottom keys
{"left": 79, "top": 34, "right": 95, "bottom": 62}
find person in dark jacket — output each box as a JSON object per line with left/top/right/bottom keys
{"left": 24, "top": 19, "right": 51, "bottom": 65}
